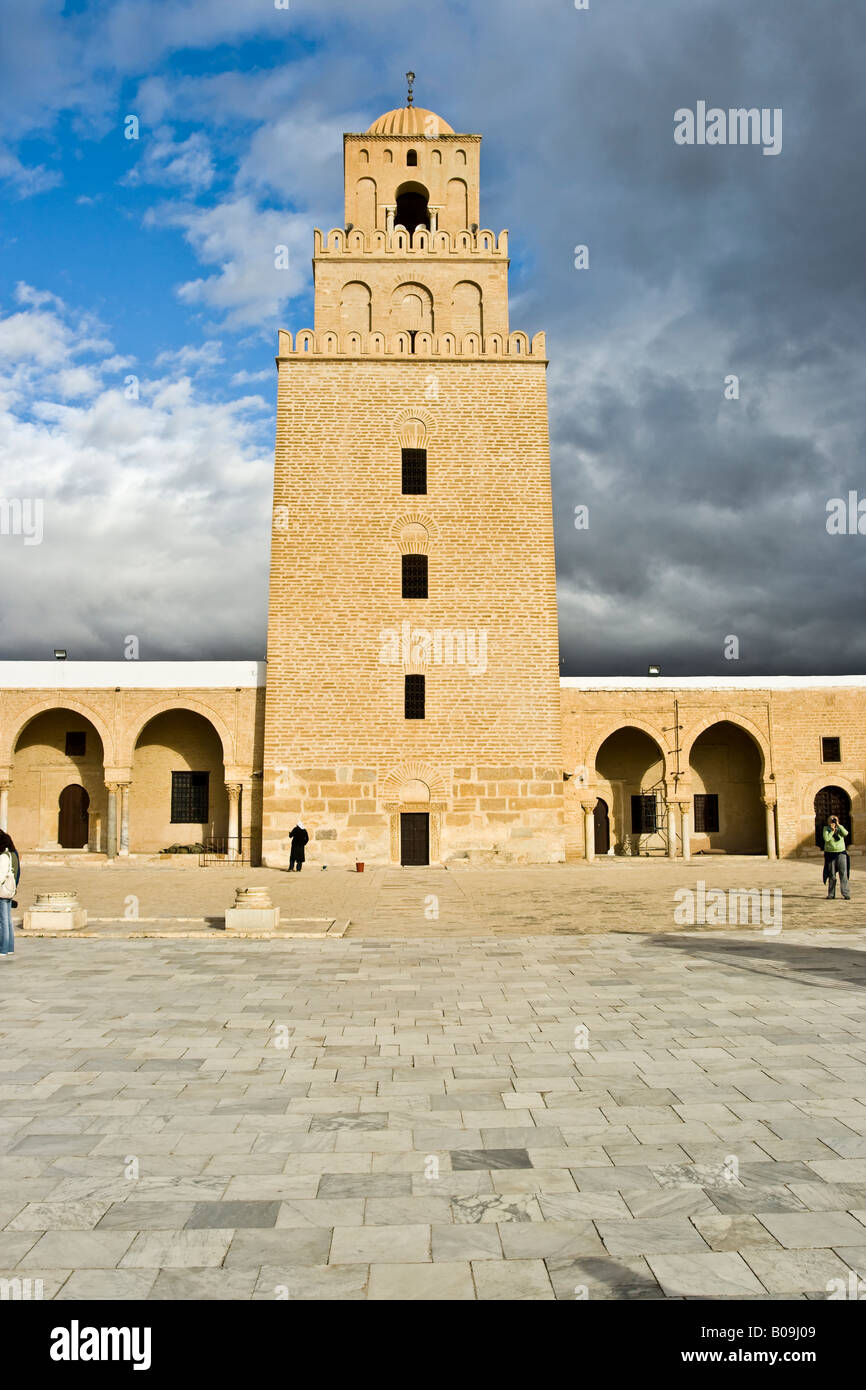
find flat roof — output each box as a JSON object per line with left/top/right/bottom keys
{"left": 0, "top": 662, "right": 266, "bottom": 689}
{"left": 559, "top": 675, "right": 866, "bottom": 691}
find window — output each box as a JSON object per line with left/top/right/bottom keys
{"left": 402, "top": 447, "right": 427, "bottom": 494}
{"left": 65, "top": 731, "right": 86, "bottom": 756}
{"left": 822, "top": 736, "right": 841, "bottom": 762}
{"left": 402, "top": 554, "right": 428, "bottom": 598}
{"left": 407, "top": 149, "right": 418, "bottom": 166}
{"left": 631, "top": 794, "right": 657, "bottom": 834}
{"left": 171, "top": 771, "right": 209, "bottom": 823}
{"left": 405, "top": 674, "right": 425, "bottom": 719}
{"left": 694, "top": 794, "right": 720, "bottom": 834}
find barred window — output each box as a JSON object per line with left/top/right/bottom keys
{"left": 402, "top": 554, "right": 428, "bottom": 598}
{"left": 405, "top": 674, "right": 426, "bottom": 719}
{"left": 65, "top": 731, "right": 86, "bottom": 756}
{"left": 630, "top": 794, "right": 657, "bottom": 834}
{"left": 402, "top": 447, "right": 427, "bottom": 495}
{"left": 171, "top": 771, "right": 209, "bottom": 823}
{"left": 822, "top": 736, "right": 841, "bottom": 763}
{"left": 694, "top": 793, "right": 720, "bottom": 834}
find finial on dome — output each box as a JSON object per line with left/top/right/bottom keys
{"left": 406, "top": 71, "right": 415, "bottom": 107}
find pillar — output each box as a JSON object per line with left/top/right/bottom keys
{"left": 667, "top": 802, "right": 678, "bottom": 859}
{"left": 106, "top": 784, "right": 118, "bottom": 859}
{"left": 227, "top": 783, "right": 241, "bottom": 862}
{"left": 429, "top": 208, "right": 439, "bottom": 232}
{"left": 0, "top": 782, "right": 9, "bottom": 833}
{"left": 118, "top": 783, "right": 130, "bottom": 857}
{"left": 581, "top": 801, "right": 596, "bottom": 863}
{"left": 679, "top": 801, "right": 691, "bottom": 862}
{"left": 763, "top": 798, "right": 778, "bottom": 860}
{"left": 385, "top": 206, "right": 395, "bottom": 234}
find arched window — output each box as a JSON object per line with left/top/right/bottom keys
{"left": 407, "top": 149, "right": 418, "bottom": 166}
{"left": 395, "top": 181, "right": 430, "bottom": 233}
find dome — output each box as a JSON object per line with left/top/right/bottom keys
{"left": 367, "top": 106, "right": 454, "bottom": 137}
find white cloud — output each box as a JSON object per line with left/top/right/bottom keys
{"left": 122, "top": 128, "right": 216, "bottom": 193}
{"left": 148, "top": 196, "right": 310, "bottom": 328}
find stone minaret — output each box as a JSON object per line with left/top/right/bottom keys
{"left": 262, "top": 94, "right": 563, "bottom": 867}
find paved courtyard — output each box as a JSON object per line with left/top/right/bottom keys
{"left": 1, "top": 916, "right": 866, "bottom": 1300}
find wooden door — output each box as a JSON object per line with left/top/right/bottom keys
{"left": 814, "top": 787, "right": 853, "bottom": 846}
{"left": 594, "top": 798, "right": 610, "bottom": 855}
{"left": 400, "top": 812, "right": 430, "bottom": 866}
{"left": 58, "top": 784, "right": 89, "bottom": 848}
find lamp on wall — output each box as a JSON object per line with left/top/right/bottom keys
{"left": 54, "top": 649, "right": 67, "bottom": 660}
{"left": 648, "top": 664, "right": 661, "bottom": 677}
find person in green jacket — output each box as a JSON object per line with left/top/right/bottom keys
{"left": 822, "top": 815, "right": 850, "bottom": 900}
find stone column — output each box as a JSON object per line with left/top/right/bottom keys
{"left": 105, "top": 784, "right": 118, "bottom": 859}
{"left": 667, "top": 802, "right": 678, "bottom": 858}
{"left": 0, "top": 782, "right": 9, "bottom": 833}
{"left": 118, "top": 783, "right": 130, "bottom": 857}
{"left": 678, "top": 801, "right": 692, "bottom": 862}
{"left": 227, "top": 783, "right": 241, "bottom": 862}
{"left": 385, "top": 206, "right": 395, "bottom": 234}
{"left": 429, "top": 208, "right": 439, "bottom": 232}
{"left": 763, "top": 798, "right": 778, "bottom": 860}
{"left": 581, "top": 801, "right": 596, "bottom": 863}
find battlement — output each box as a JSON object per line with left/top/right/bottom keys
{"left": 276, "top": 328, "right": 546, "bottom": 361}
{"left": 313, "top": 227, "right": 508, "bottom": 258}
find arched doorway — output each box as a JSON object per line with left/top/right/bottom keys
{"left": 689, "top": 721, "right": 763, "bottom": 854}
{"left": 132, "top": 710, "right": 228, "bottom": 853}
{"left": 593, "top": 798, "right": 610, "bottom": 855}
{"left": 58, "top": 785, "right": 90, "bottom": 848}
{"left": 11, "top": 710, "right": 106, "bottom": 850}
{"left": 395, "top": 181, "right": 430, "bottom": 234}
{"left": 595, "top": 727, "right": 667, "bottom": 854}
{"left": 814, "top": 786, "right": 853, "bottom": 847}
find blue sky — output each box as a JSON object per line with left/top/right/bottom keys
{"left": 1, "top": 0, "right": 865, "bottom": 673}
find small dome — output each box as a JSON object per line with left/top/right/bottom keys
{"left": 367, "top": 106, "right": 454, "bottom": 137}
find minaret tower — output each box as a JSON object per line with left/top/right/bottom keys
{"left": 263, "top": 85, "right": 564, "bottom": 867}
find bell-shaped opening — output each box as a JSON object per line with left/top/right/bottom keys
{"left": 395, "top": 181, "right": 430, "bottom": 234}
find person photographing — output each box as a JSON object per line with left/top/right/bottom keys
{"left": 822, "top": 814, "right": 851, "bottom": 900}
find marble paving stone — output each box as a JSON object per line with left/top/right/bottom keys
{"left": 471, "top": 1257, "right": 554, "bottom": 1300}
{"left": 186, "top": 1201, "right": 281, "bottom": 1229}
{"left": 755, "top": 1211, "right": 866, "bottom": 1249}
{"left": 363, "top": 1197, "right": 454, "bottom": 1226}
{"left": 120, "top": 1230, "right": 233, "bottom": 1268}
{"left": 431, "top": 1224, "right": 503, "bottom": 1262}
{"left": 148, "top": 1268, "right": 259, "bottom": 1300}
{"left": 8, "top": 1200, "right": 111, "bottom": 1232}
{"left": 742, "top": 1247, "right": 852, "bottom": 1294}
{"left": 499, "top": 1220, "right": 605, "bottom": 1261}
{"left": 275, "top": 1199, "right": 365, "bottom": 1228}
{"left": 546, "top": 1254, "right": 664, "bottom": 1300}
{"left": 330, "top": 1223, "right": 430, "bottom": 1264}
{"left": 691, "top": 1213, "right": 781, "bottom": 1252}
{"left": 367, "top": 1262, "right": 474, "bottom": 1300}
{"left": 647, "top": 1251, "right": 766, "bottom": 1298}
{"left": 596, "top": 1217, "right": 710, "bottom": 1257}
{"left": 252, "top": 1263, "right": 369, "bottom": 1300}
{"left": 20, "top": 1231, "right": 134, "bottom": 1268}
{"left": 96, "top": 1202, "right": 198, "bottom": 1229}
{"left": 55, "top": 1268, "right": 159, "bottom": 1300}
{"left": 451, "top": 1194, "right": 544, "bottom": 1224}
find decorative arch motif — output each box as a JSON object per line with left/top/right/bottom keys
{"left": 122, "top": 700, "right": 236, "bottom": 768}
{"left": 391, "top": 407, "right": 435, "bottom": 445}
{"left": 683, "top": 714, "right": 772, "bottom": 778}
{"left": 382, "top": 761, "right": 448, "bottom": 804}
{"left": 5, "top": 700, "right": 116, "bottom": 768}
{"left": 586, "top": 719, "right": 673, "bottom": 782}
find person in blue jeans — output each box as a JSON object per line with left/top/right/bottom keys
{"left": 0, "top": 830, "right": 20, "bottom": 955}
{"left": 822, "top": 815, "right": 850, "bottom": 900}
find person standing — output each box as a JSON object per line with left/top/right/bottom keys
{"left": 288, "top": 822, "right": 309, "bottom": 872}
{"left": 0, "top": 830, "right": 20, "bottom": 956}
{"left": 822, "top": 814, "right": 851, "bottom": 900}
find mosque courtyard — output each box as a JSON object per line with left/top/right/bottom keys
{"left": 0, "top": 861, "right": 865, "bottom": 1301}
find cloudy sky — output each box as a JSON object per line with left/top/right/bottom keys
{"left": 0, "top": 0, "right": 864, "bottom": 674}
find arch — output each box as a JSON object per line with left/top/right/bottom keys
{"left": 392, "top": 408, "right": 435, "bottom": 446}
{"left": 486, "top": 333, "right": 503, "bottom": 356}
{"left": 593, "top": 724, "right": 670, "bottom": 856}
{"left": 682, "top": 712, "right": 771, "bottom": 776}
{"left": 131, "top": 708, "right": 229, "bottom": 854}
{"left": 347, "top": 229, "right": 366, "bottom": 253}
{"left": 339, "top": 281, "right": 372, "bottom": 335}
{"left": 399, "top": 778, "right": 429, "bottom": 802}
{"left": 397, "top": 521, "right": 429, "bottom": 555}
{"left": 58, "top": 783, "right": 90, "bottom": 849}
{"left": 687, "top": 719, "right": 766, "bottom": 855}
{"left": 371, "top": 230, "right": 387, "bottom": 251}
{"left": 327, "top": 229, "right": 345, "bottom": 252}
{"left": 452, "top": 280, "right": 483, "bottom": 337}
{"left": 462, "top": 332, "right": 481, "bottom": 356}
{"left": 395, "top": 180, "right": 430, "bottom": 234}
{"left": 414, "top": 330, "right": 434, "bottom": 354}
{"left": 321, "top": 331, "right": 339, "bottom": 354}
{"left": 407, "top": 149, "right": 419, "bottom": 167}
{"left": 345, "top": 331, "right": 362, "bottom": 354}
{"left": 508, "top": 331, "right": 529, "bottom": 356}
{"left": 6, "top": 700, "right": 115, "bottom": 767}
{"left": 296, "top": 330, "right": 314, "bottom": 353}
{"left": 382, "top": 760, "right": 448, "bottom": 804}
{"left": 446, "top": 178, "right": 468, "bottom": 230}
{"left": 358, "top": 148, "right": 369, "bottom": 164}
{"left": 439, "top": 332, "right": 456, "bottom": 355}
{"left": 384, "top": 149, "right": 394, "bottom": 164}
{"left": 391, "top": 331, "right": 411, "bottom": 354}
{"left": 456, "top": 230, "right": 473, "bottom": 252}
{"left": 391, "top": 281, "right": 434, "bottom": 334}
{"left": 413, "top": 229, "right": 430, "bottom": 252}
{"left": 431, "top": 149, "right": 442, "bottom": 166}
{"left": 433, "top": 230, "right": 451, "bottom": 253}
{"left": 586, "top": 719, "right": 672, "bottom": 780}
{"left": 478, "top": 229, "right": 495, "bottom": 251}
{"left": 121, "top": 699, "right": 236, "bottom": 768}
{"left": 455, "top": 149, "right": 467, "bottom": 165}
{"left": 355, "top": 177, "right": 376, "bottom": 231}
{"left": 814, "top": 785, "right": 853, "bottom": 847}
{"left": 370, "top": 331, "right": 386, "bottom": 354}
